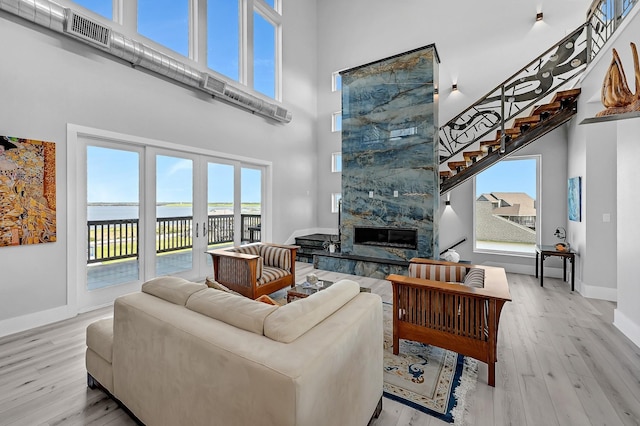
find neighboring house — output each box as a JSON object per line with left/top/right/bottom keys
{"left": 476, "top": 192, "right": 536, "bottom": 244}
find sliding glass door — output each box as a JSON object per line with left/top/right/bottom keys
{"left": 74, "top": 130, "right": 268, "bottom": 311}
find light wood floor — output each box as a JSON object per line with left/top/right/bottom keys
{"left": 1, "top": 263, "right": 639, "bottom": 426}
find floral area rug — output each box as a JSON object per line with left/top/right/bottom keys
{"left": 382, "top": 302, "right": 478, "bottom": 424}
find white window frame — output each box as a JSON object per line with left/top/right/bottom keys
{"left": 331, "top": 152, "right": 342, "bottom": 173}
{"left": 66, "top": 0, "right": 283, "bottom": 100}
{"left": 332, "top": 71, "right": 342, "bottom": 92}
{"left": 331, "top": 193, "right": 342, "bottom": 213}
{"left": 332, "top": 111, "right": 342, "bottom": 132}
{"left": 472, "top": 155, "right": 541, "bottom": 257}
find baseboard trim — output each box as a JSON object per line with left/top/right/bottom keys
{"left": 578, "top": 281, "right": 617, "bottom": 302}
{"left": 0, "top": 304, "right": 76, "bottom": 339}
{"left": 614, "top": 309, "right": 640, "bottom": 349}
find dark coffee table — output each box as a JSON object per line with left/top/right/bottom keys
{"left": 287, "top": 280, "right": 334, "bottom": 303}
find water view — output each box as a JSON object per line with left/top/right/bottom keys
{"left": 88, "top": 204, "right": 259, "bottom": 221}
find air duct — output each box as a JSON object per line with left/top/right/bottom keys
{"left": 0, "top": 0, "right": 292, "bottom": 123}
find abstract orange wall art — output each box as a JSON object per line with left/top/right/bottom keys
{"left": 0, "top": 136, "right": 56, "bottom": 247}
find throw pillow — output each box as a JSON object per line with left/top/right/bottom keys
{"left": 205, "top": 277, "right": 242, "bottom": 296}
{"left": 256, "top": 294, "right": 281, "bottom": 306}
{"left": 463, "top": 267, "right": 485, "bottom": 288}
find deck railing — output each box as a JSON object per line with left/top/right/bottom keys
{"left": 87, "top": 214, "right": 261, "bottom": 263}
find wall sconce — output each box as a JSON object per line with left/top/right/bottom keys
{"left": 451, "top": 83, "right": 458, "bottom": 91}
{"left": 445, "top": 192, "right": 451, "bottom": 206}
{"left": 536, "top": 12, "right": 543, "bottom": 21}
{"left": 434, "top": 87, "right": 439, "bottom": 95}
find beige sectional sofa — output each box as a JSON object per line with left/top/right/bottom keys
{"left": 86, "top": 276, "right": 383, "bottom": 426}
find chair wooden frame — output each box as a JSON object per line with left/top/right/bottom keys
{"left": 207, "top": 243, "right": 298, "bottom": 299}
{"left": 386, "top": 258, "right": 511, "bottom": 387}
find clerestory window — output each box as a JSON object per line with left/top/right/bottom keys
{"left": 69, "top": 0, "right": 282, "bottom": 101}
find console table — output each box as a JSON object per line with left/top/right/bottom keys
{"left": 535, "top": 244, "right": 576, "bottom": 291}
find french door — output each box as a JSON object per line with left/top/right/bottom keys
{"left": 73, "top": 129, "right": 267, "bottom": 311}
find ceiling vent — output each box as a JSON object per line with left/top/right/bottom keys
{"left": 224, "top": 86, "right": 264, "bottom": 111}
{"left": 274, "top": 107, "right": 291, "bottom": 122}
{"left": 202, "top": 74, "right": 227, "bottom": 95}
{"left": 64, "top": 9, "right": 111, "bottom": 49}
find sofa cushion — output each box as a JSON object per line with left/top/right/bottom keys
{"left": 257, "top": 266, "right": 290, "bottom": 286}
{"left": 409, "top": 263, "right": 467, "bottom": 282}
{"left": 260, "top": 244, "right": 291, "bottom": 270}
{"left": 142, "top": 276, "right": 207, "bottom": 306}
{"left": 263, "top": 279, "right": 360, "bottom": 343}
{"left": 186, "top": 288, "right": 278, "bottom": 335}
{"left": 86, "top": 317, "right": 114, "bottom": 363}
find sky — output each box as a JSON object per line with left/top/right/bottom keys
{"left": 475, "top": 157, "right": 537, "bottom": 199}
{"left": 75, "top": 0, "right": 272, "bottom": 204}
{"left": 87, "top": 147, "right": 261, "bottom": 203}
{"left": 74, "top": 0, "right": 275, "bottom": 98}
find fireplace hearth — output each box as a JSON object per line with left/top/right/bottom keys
{"left": 354, "top": 227, "right": 418, "bottom": 250}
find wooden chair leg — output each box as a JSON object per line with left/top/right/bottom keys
{"left": 488, "top": 362, "right": 496, "bottom": 387}
{"left": 393, "top": 334, "right": 399, "bottom": 355}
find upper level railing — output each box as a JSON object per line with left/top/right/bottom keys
{"left": 87, "top": 214, "right": 261, "bottom": 263}
{"left": 438, "top": 0, "right": 638, "bottom": 167}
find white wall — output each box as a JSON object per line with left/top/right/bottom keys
{"left": 0, "top": 0, "right": 318, "bottom": 332}
{"left": 566, "top": 4, "right": 640, "bottom": 303}
{"left": 439, "top": 128, "right": 569, "bottom": 275}
{"left": 315, "top": 0, "right": 592, "bottom": 232}
{"left": 616, "top": 118, "right": 640, "bottom": 348}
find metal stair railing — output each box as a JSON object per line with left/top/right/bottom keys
{"left": 438, "top": 0, "right": 638, "bottom": 169}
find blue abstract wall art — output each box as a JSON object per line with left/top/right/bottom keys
{"left": 568, "top": 176, "right": 581, "bottom": 222}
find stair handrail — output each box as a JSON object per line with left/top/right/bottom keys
{"left": 438, "top": 0, "right": 638, "bottom": 167}
{"left": 438, "top": 24, "right": 588, "bottom": 165}
{"left": 439, "top": 237, "right": 467, "bottom": 256}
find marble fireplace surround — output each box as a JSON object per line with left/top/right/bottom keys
{"left": 338, "top": 44, "right": 440, "bottom": 265}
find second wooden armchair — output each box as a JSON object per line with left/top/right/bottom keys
{"left": 386, "top": 258, "right": 511, "bottom": 387}
{"left": 207, "top": 242, "right": 299, "bottom": 299}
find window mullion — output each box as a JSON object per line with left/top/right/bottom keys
{"left": 241, "top": 0, "right": 253, "bottom": 88}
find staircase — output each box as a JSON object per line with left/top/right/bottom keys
{"left": 440, "top": 88, "right": 581, "bottom": 193}
{"left": 438, "top": 0, "right": 637, "bottom": 195}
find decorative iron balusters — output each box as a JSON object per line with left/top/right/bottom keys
{"left": 438, "top": 0, "right": 638, "bottom": 168}
{"left": 438, "top": 26, "right": 588, "bottom": 164}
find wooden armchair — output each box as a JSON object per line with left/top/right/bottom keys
{"left": 386, "top": 258, "right": 511, "bottom": 387}
{"left": 207, "top": 242, "right": 299, "bottom": 299}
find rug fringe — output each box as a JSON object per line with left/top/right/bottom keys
{"left": 450, "top": 357, "right": 479, "bottom": 425}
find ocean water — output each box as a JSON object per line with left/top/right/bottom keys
{"left": 87, "top": 205, "right": 250, "bottom": 221}
{"left": 88, "top": 205, "right": 193, "bottom": 221}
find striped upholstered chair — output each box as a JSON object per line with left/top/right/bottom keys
{"left": 207, "top": 242, "right": 299, "bottom": 299}
{"left": 386, "top": 258, "right": 511, "bottom": 387}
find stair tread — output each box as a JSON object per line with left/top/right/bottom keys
{"left": 533, "top": 101, "right": 561, "bottom": 114}
{"left": 514, "top": 115, "right": 541, "bottom": 125}
{"left": 551, "top": 88, "right": 581, "bottom": 103}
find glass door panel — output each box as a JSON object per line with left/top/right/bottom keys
{"left": 86, "top": 146, "right": 140, "bottom": 290}
{"left": 207, "top": 162, "right": 235, "bottom": 250}
{"left": 155, "top": 155, "right": 194, "bottom": 276}
{"left": 241, "top": 167, "right": 262, "bottom": 243}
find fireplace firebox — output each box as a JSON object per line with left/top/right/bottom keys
{"left": 354, "top": 227, "right": 418, "bottom": 250}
